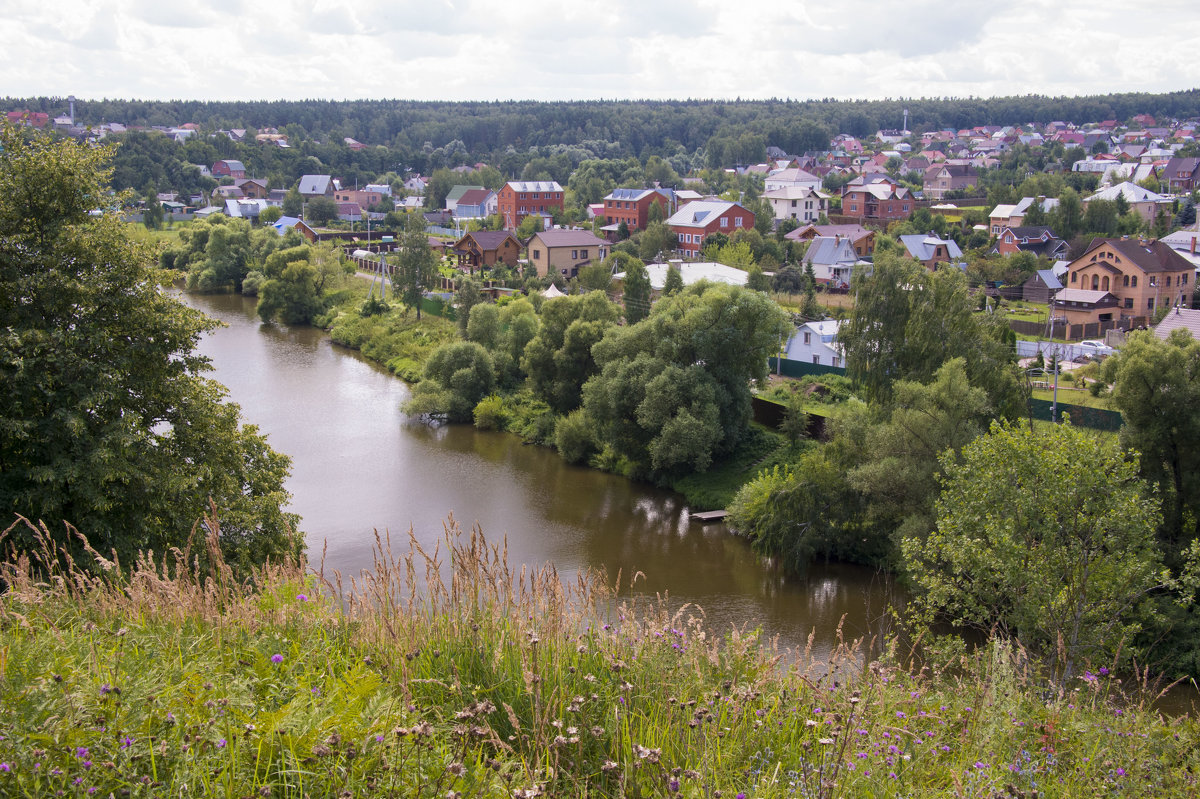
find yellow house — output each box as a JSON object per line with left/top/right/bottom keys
{"left": 527, "top": 230, "right": 609, "bottom": 279}
{"left": 1063, "top": 238, "right": 1193, "bottom": 317}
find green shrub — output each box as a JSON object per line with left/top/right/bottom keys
{"left": 554, "top": 409, "right": 595, "bottom": 464}
{"left": 473, "top": 394, "right": 508, "bottom": 430}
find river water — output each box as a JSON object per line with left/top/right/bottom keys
{"left": 182, "top": 292, "right": 899, "bottom": 660}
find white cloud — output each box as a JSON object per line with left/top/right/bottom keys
{"left": 1, "top": 0, "right": 1196, "bottom": 102}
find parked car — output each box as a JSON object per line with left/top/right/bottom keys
{"left": 1077, "top": 340, "right": 1115, "bottom": 357}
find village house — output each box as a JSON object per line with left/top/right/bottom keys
{"left": 600, "top": 188, "right": 673, "bottom": 236}
{"left": 665, "top": 200, "right": 756, "bottom": 258}
{"left": 786, "top": 223, "right": 876, "bottom": 256}
{"left": 1084, "top": 182, "right": 1172, "bottom": 225}
{"left": 446, "top": 185, "right": 484, "bottom": 214}
{"left": 762, "top": 186, "right": 829, "bottom": 224}
{"left": 783, "top": 320, "right": 845, "bottom": 368}
{"left": 611, "top": 260, "right": 749, "bottom": 301}
{"left": 764, "top": 167, "right": 822, "bottom": 193}
{"left": 212, "top": 159, "right": 246, "bottom": 180}
{"left": 1061, "top": 237, "right": 1193, "bottom": 321}
{"left": 497, "top": 181, "right": 564, "bottom": 229}
{"left": 988, "top": 196, "right": 1060, "bottom": 234}
{"left": 802, "top": 236, "right": 868, "bottom": 289}
{"left": 1161, "top": 157, "right": 1200, "bottom": 193}
{"left": 526, "top": 229, "right": 608, "bottom": 279}
{"left": 235, "top": 178, "right": 269, "bottom": 200}
{"left": 923, "top": 163, "right": 979, "bottom": 199}
{"left": 900, "top": 234, "right": 965, "bottom": 271}
{"left": 453, "top": 188, "right": 497, "bottom": 219}
{"left": 993, "top": 226, "right": 1071, "bottom": 260}
{"left": 451, "top": 230, "right": 522, "bottom": 273}
{"left": 840, "top": 182, "right": 913, "bottom": 222}
{"left": 334, "top": 187, "right": 388, "bottom": 211}
{"left": 298, "top": 174, "right": 335, "bottom": 198}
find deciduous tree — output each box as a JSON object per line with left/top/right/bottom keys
{"left": 0, "top": 127, "right": 301, "bottom": 571}
{"left": 903, "top": 421, "right": 1163, "bottom": 682}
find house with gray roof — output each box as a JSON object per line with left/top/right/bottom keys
{"left": 802, "top": 236, "right": 869, "bottom": 290}
{"left": 900, "top": 234, "right": 965, "bottom": 270}
{"left": 298, "top": 174, "right": 334, "bottom": 198}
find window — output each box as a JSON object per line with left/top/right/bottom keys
{"left": 1131, "top": 276, "right": 1137, "bottom": 287}
{"left": 1184, "top": 274, "right": 1190, "bottom": 285}
{"left": 1148, "top": 298, "right": 1155, "bottom": 310}
{"left": 1123, "top": 275, "right": 1130, "bottom": 287}
{"left": 580, "top": 249, "right": 588, "bottom": 259}
{"left": 812, "top": 355, "right": 820, "bottom": 364}
{"left": 734, "top": 217, "right": 743, "bottom": 227}
{"left": 1125, "top": 297, "right": 1133, "bottom": 309}
{"left": 532, "top": 249, "right": 540, "bottom": 259}
{"left": 903, "top": 204, "right": 910, "bottom": 212}
{"left": 1071, "top": 272, "right": 1077, "bottom": 283}
{"left": 832, "top": 357, "right": 841, "bottom": 368}
{"left": 1102, "top": 277, "right": 1110, "bottom": 291}
{"left": 803, "top": 332, "right": 811, "bottom": 344}
{"left": 571, "top": 250, "right": 578, "bottom": 259}
{"left": 1091, "top": 275, "right": 1099, "bottom": 290}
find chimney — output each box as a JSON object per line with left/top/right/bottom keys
{"left": 1191, "top": 236, "right": 1196, "bottom": 255}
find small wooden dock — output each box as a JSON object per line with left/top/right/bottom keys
{"left": 691, "top": 510, "right": 728, "bottom": 523}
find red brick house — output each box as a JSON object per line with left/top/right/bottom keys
{"left": 497, "top": 181, "right": 564, "bottom": 229}
{"left": 600, "top": 188, "right": 673, "bottom": 236}
{"left": 451, "top": 230, "right": 522, "bottom": 273}
{"left": 992, "top": 226, "right": 1070, "bottom": 260}
{"left": 841, "top": 184, "right": 914, "bottom": 222}
{"left": 213, "top": 159, "right": 246, "bottom": 179}
{"left": 1064, "top": 238, "right": 1193, "bottom": 317}
{"left": 666, "top": 200, "right": 755, "bottom": 258}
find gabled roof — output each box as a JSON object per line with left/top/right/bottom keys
{"left": 1031, "top": 269, "right": 1063, "bottom": 290}
{"left": 530, "top": 229, "right": 607, "bottom": 248}
{"left": 1085, "top": 181, "right": 1166, "bottom": 203}
{"left": 762, "top": 186, "right": 829, "bottom": 201}
{"left": 215, "top": 159, "right": 245, "bottom": 171}
{"left": 447, "top": 185, "right": 484, "bottom": 204}
{"left": 900, "top": 235, "right": 963, "bottom": 261}
{"left": 665, "top": 200, "right": 744, "bottom": 229}
{"left": 457, "top": 230, "right": 521, "bottom": 251}
{"left": 455, "top": 188, "right": 494, "bottom": 207}
{"left": 1155, "top": 308, "right": 1200, "bottom": 341}
{"left": 802, "top": 237, "right": 860, "bottom": 266}
{"left": 298, "top": 174, "right": 333, "bottom": 195}
{"left": 786, "top": 223, "right": 873, "bottom": 243}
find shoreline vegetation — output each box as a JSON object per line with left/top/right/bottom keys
{"left": 2, "top": 513, "right": 1197, "bottom": 797}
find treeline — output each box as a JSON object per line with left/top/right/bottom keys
{"left": 8, "top": 89, "right": 1200, "bottom": 166}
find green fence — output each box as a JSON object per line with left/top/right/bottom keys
{"left": 1027, "top": 398, "right": 1123, "bottom": 431}
{"left": 768, "top": 357, "right": 845, "bottom": 379}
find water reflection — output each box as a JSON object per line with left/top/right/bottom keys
{"left": 181, "top": 290, "right": 900, "bottom": 661}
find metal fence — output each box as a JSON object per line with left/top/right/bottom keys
{"left": 1027, "top": 398, "right": 1123, "bottom": 431}
{"left": 768, "top": 357, "right": 846, "bottom": 378}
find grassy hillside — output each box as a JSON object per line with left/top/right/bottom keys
{"left": 2, "top": 513, "right": 1196, "bottom": 797}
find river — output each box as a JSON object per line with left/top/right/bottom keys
{"left": 182, "top": 291, "right": 899, "bottom": 660}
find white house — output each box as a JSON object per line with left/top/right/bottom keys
{"left": 762, "top": 186, "right": 829, "bottom": 224}
{"left": 783, "top": 320, "right": 845, "bottom": 368}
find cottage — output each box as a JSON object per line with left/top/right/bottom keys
{"left": 1063, "top": 238, "right": 1193, "bottom": 317}
{"left": 451, "top": 230, "right": 522, "bottom": 273}
{"left": 497, "top": 181, "right": 564, "bottom": 229}
{"left": 527, "top": 230, "right": 608, "bottom": 279}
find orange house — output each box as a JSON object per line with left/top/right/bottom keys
{"left": 497, "top": 181, "right": 564, "bottom": 229}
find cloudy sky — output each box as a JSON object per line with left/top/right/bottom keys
{"left": 4, "top": 0, "right": 1198, "bottom": 103}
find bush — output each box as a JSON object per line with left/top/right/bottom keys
{"left": 473, "top": 394, "right": 508, "bottom": 430}
{"left": 554, "top": 409, "right": 595, "bottom": 464}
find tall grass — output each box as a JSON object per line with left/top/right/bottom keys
{"left": 1, "top": 510, "right": 1197, "bottom": 797}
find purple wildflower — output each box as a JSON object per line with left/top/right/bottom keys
{"left": 120, "top": 737, "right": 134, "bottom": 749}
{"left": 0, "top": 763, "right": 9, "bottom": 772}
{"left": 218, "top": 739, "right": 227, "bottom": 748}
{"left": 1116, "top": 768, "right": 1126, "bottom": 776}
{"left": 737, "top": 794, "right": 746, "bottom": 799}
{"left": 896, "top": 711, "right": 906, "bottom": 718}
{"left": 297, "top": 593, "right": 308, "bottom": 602}
{"left": 271, "top": 653, "right": 284, "bottom": 664}
{"left": 75, "top": 747, "right": 89, "bottom": 759}
{"left": 1099, "top": 667, "right": 1110, "bottom": 675}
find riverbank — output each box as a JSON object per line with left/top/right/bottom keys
{"left": 2, "top": 517, "right": 1196, "bottom": 797}
{"left": 318, "top": 283, "right": 791, "bottom": 511}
